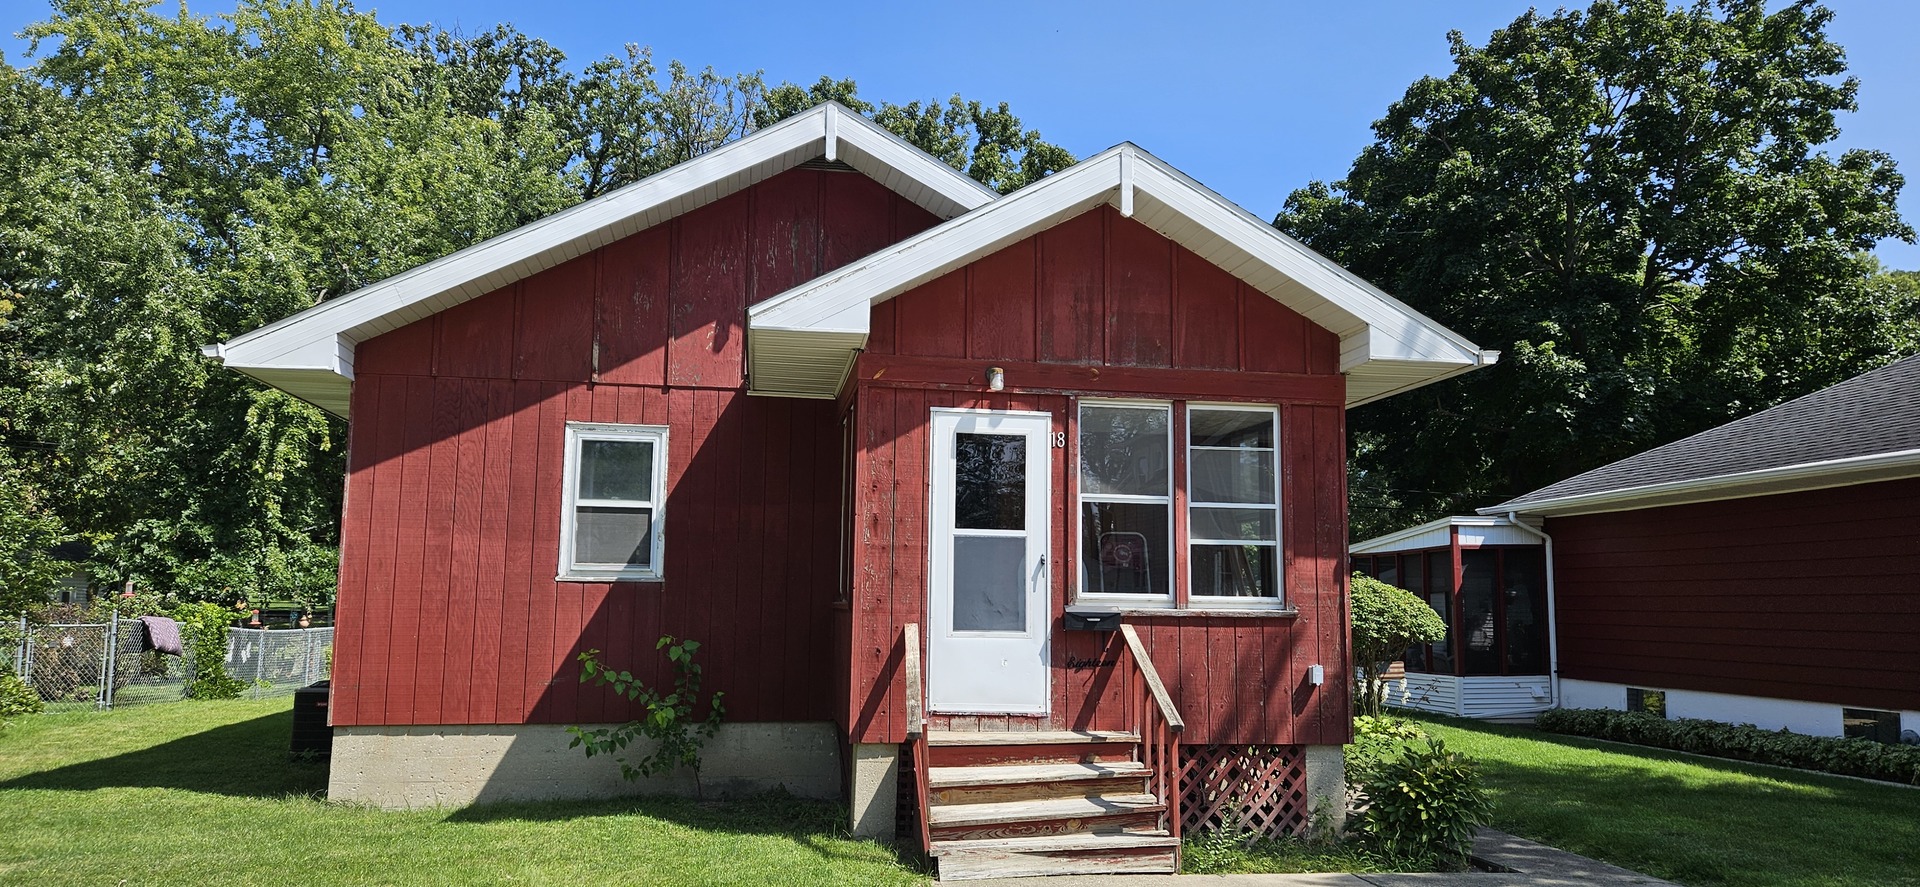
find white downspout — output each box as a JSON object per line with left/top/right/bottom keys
{"left": 1504, "top": 512, "right": 1560, "bottom": 711}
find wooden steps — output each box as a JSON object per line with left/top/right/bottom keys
{"left": 921, "top": 730, "right": 1178, "bottom": 880}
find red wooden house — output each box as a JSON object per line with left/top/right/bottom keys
{"left": 208, "top": 103, "right": 1495, "bottom": 877}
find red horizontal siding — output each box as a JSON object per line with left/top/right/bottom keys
{"left": 337, "top": 167, "right": 929, "bottom": 727}
{"left": 1547, "top": 477, "right": 1920, "bottom": 711}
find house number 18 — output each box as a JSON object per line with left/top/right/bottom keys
{"left": 1051, "top": 431, "right": 1067, "bottom": 448}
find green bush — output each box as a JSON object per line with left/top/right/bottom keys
{"left": 173, "top": 602, "right": 247, "bottom": 700}
{"left": 1346, "top": 714, "right": 1431, "bottom": 785}
{"left": 0, "top": 670, "right": 44, "bottom": 725}
{"left": 1352, "top": 738, "right": 1493, "bottom": 867}
{"left": 568, "top": 636, "right": 726, "bottom": 795}
{"left": 1538, "top": 708, "right": 1920, "bottom": 785}
{"left": 1350, "top": 573, "right": 1446, "bottom": 716}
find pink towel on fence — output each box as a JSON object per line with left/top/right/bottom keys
{"left": 139, "top": 616, "right": 184, "bottom": 656}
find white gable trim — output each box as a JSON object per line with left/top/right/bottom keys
{"left": 203, "top": 102, "right": 997, "bottom": 418}
{"left": 747, "top": 143, "right": 1498, "bottom": 406}
{"left": 1478, "top": 447, "right": 1920, "bottom": 518}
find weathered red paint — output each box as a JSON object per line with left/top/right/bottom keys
{"left": 1547, "top": 476, "right": 1920, "bottom": 711}
{"left": 846, "top": 206, "right": 1352, "bottom": 748}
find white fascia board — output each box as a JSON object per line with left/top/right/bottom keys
{"left": 210, "top": 102, "right": 995, "bottom": 386}
{"left": 1349, "top": 514, "right": 1524, "bottom": 554}
{"left": 1480, "top": 447, "right": 1920, "bottom": 518}
{"left": 749, "top": 143, "right": 1497, "bottom": 402}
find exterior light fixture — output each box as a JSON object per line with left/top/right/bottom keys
{"left": 1307, "top": 664, "right": 1325, "bottom": 686}
{"left": 987, "top": 366, "right": 1006, "bottom": 391}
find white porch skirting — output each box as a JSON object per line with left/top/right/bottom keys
{"left": 1384, "top": 673, "right": 1553, "bottom": 720}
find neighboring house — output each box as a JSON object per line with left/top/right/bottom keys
{"left": 207, "top": 103, "right": 1495, "bottom": 876}
{"left": 1349, "top": 516, "right": 1550, "bottom": 721}
{"left": 1360, "top": 353, "right": 1919, "bottom": 745}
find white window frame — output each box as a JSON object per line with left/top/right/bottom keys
{"left": 1186, "top": 403, "right": 1285, "bottom": 609}
{"left": 1075, "top": 399, "right": 1176, "bottom": 608}
{"left": 559, "top": 422, "right": 668, "bottom": 582}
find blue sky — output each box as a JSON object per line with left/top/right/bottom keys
{"left": 6, "top": 0, "right": 1917, "bottom": 268}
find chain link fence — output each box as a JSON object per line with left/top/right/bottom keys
{"left": 11, "top": 614, "right": 332, "bottom": 709}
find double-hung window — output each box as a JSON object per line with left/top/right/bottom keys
{"left": 1076, "top": 401, "right": 1284, "bottom": 609}
{"left": 1187, "top": 406, "right": 1280, "bottom": 602}
{"left": 559, "top": 422, "right": 667, "bottom": 581}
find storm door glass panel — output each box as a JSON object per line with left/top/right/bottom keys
{"left": 1078, "top": 404, "right": 1172, "bottom": 599}
{"left": 1188, "top": 407, "right": 1280, "bottom": 600}
{"left": 952, "top": 536, "right": 1026, "bottom": 631}
{"left": 1425, "top": 551, "right": 1455, "bottom": 674}
{"left": 1400, "top": 552, "right": 1429, "bottom": 672}
{"left": 954, "top": 433, "right": 1026, "bottom": 530}
{"left": 1502, "top": 548, "right": 1548, "bottom": 674}
{"left": 1460, "top": 549, "right": 1500, "bottom": 675}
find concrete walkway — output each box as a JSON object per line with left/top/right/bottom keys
{"left": 960, "top": 829, "right": 1681, "bottom": 886}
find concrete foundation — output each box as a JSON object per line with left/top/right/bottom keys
{"left": 847, "top": 742, "right": 901, "bottom": 840}
{"left": 327, "top": 721, "right": 841, "bottom": 809}
{"left": 1302, "top": 743, "right": 1347, "bottom": 838}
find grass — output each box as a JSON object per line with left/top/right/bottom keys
{"left": 0, "top": 698, "right": 924, "bottom": 886}
{"left": 1414, "top": 714, "right": 1920, "bottom": 887}
{"left": 1180, "top": 830, "right": 1410, "bottom": 875}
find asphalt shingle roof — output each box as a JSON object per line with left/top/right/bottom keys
{"left": 1494, "top": 352, "right": 1920, "bottom": 510}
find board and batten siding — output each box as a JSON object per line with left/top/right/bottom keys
{"left": 333, "top": 166, "right": 938, "bottom": 728}
{"left": 1547, "top": 476, "right": 1920, "bottom": 713}
{"left": 843, "top": 205, "right": 1353, "bottom": 748}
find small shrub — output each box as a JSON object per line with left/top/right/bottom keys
{"left": 568, "top": 636, "right": 726, "bottom": 794}
{"left": 1182, "top": 821, "right": 1261, "bottom": 874}
{"left": 1538, "top": 708, "right": 1920, "bottom": 785}
{"left": 1346, "top": 714, "right": 1431, "bottom": 785}
{"left": 1353, "top": 739, "right": 1493, "bottom": 867}
{"left": 1350, "top": 573, "right": 1445, "bottom": 716}
{"left": 173, "top": 602, "right": 246, "bottom": 700}
{"left": 0, "top": 671, "right": 43, "bottom": 725}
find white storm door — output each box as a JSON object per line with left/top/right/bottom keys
{"left": 927, "top": 409, "right": 1052, "bottom": 715}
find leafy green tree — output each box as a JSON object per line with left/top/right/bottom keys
{"left": 1349, "top": 573, "right": 1446, "bottom": 717}
{"left": 1277, "top": 0, "right": 1915, "bottom": 538}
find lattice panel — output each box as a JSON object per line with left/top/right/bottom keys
{"left": 1179, "top": 744, "right": 1308, "bottom": 839}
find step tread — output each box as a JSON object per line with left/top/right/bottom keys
{"left": 927, "top": 792, "right": 1163, "bottom": 827}
{"left": 927, "top": 730, "right": 1139, "bottom": 746}
{"left": 928, "top": 761, "right": 1149, "bottom": 788}
{"left": 932, "top": 832, "right": 1177, "bottom": 856}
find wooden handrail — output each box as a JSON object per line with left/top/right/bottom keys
{"left": 1119, "top": 624, "right": 1184, "bottom": 732}
{"left": 903, "top": 624, "right": 932, "bottom": 854}
{"left": 904, "top": 622, "right": 924, "bottom": 737}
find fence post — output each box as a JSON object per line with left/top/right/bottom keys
{"left": 101, "top": 612, "right": 117, "bottom": 710}
{"left": 255, "top": 631, "right": 266, "bottom": 699}
{"left": 12, "top": 615, "right": 24, "bottom": 676}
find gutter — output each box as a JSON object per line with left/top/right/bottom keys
{"left": 200, "top": 342, "right": 226, "bottom": 363}
{"left": 1479, "top": 446, "right": 1920, "bottom": 518}
{"left": 1501, "top": 512, "right": 1559, "bottom": 713}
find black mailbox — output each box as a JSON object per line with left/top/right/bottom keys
{"left": 1063, "top": 609, "right": 1122, "bottom": 632}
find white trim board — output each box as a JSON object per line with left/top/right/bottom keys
{"left": 203, "top": 102, "right": 997, "bottom": 418}
{"left": 1478, "top": 448, "right": 1920, "bottom": 518}
{"left": 747, "top": 143, "right": 1499, "bottom": 405}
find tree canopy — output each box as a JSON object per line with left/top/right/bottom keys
{"left": 1277, "top": 0, "right": 1917, "bottom": 539}
{"left": 0, "top": 0, "right": 1073, "bottom": 610}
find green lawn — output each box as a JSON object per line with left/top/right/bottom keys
{"left": 0, "top": 699, "right": 923, "bottom": 886}
{"left": 1416, "top": 715, "right": 1920, "bottom": 887}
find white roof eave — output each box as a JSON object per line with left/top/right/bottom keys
{"left": 749, "top": 143, "right": 1497, "bottom": 404}
{"left": 206, "top": 102, "right": 996, "bottom": 418}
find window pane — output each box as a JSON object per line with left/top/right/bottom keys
{"left": 1080, "top": 501, "right": 1169, "bottom": 596}
{"left": 1502, "top": 548, "right": 1548, "bottom": 674}
{"left": 1190, "top": 450, "right": 1276, "bottom": 504}
{"left": 1079, "top": 406, "right": 1169, "bottom": 497}
{"left": 1189, "top": 409, "right": 1274, "bottom": 448}
{"left": 574, "top": 506, "right": 653, "bottom": 567}
{"left": 1189, "top": 507, "right": 1276, "bottom": 541}
{"left": 1426, "top": 551, "right": 1453, "bottom": 674}
{"left": 578, "top": 439, "right": 655, "bottom": 501}
{"left": 954, "top": 432, "right": 1025, "bottom": 530}
{"left": 953, "top": 536, "right": 1026, "bottom": 631}
{"left": 1460, "top": 550, "right": 1499, "bottom": 675}
{"left": 1190, "top": 544, "right": 1278, "bottom": 598}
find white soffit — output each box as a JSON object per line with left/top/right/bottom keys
{"left": 747, "top": 143, "right": 1498, "bottom": 406}
{"left": 202, "top": 102, "right": 997, "bottom": 418}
